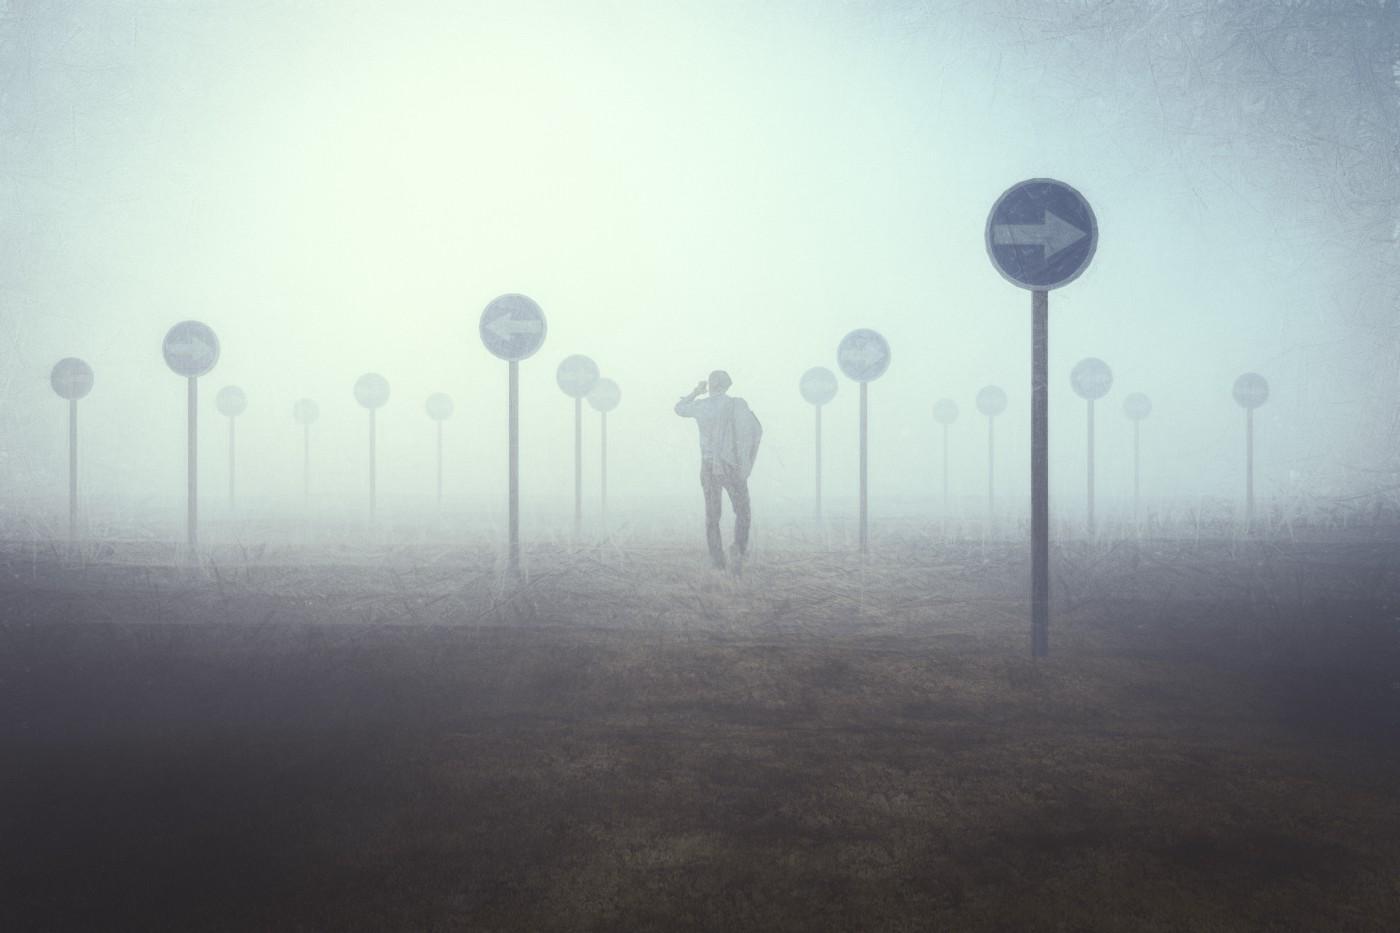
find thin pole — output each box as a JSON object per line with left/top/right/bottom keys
{"left": 187, "top": 376, "right": 198, "bottom": 556}
{"left": 941, "top": 422, "right": 949, "bottom": 518}
{"left": 987, "top": 414, "right": 996, "bottom": 523}
{"left": 436, "top": 419, "right": 444, "bottom": 510}
{"left": 1031, "top": 289, "right": 1049, "bottom": 658}
{"left": 1133, "top": 419, "right": 1141, "bottom": 526}
{"left": 228, "top": 416, "right": 236, "bottom": 508}
{"left": 600, "top": 410, "right": 609, "bottom": 524}
{"left": 369, "top": 408, "right": 377, "bottom": 523}
{"left": 814, "top": 404, "right": 823, "bottom": 522}
{"left": 859, "top": 381, "right": 869, "bottom": 555}
{"left": 508, "top": 360, "right": 520, "bottom": 574}
{"left": 68, "top": 398, "right": 77, "bottom": 542}
{"left": 303, "top": 423, "right": 310, "bottom": 509}
{"left": 574, "top": 397, "right": 583, "bottom": 537}
{"left": 1245, "top": 406, "right": 1254, "bottom": 531}
{"left": 1086, "top": 398, "right": 1095, "bottom": 536}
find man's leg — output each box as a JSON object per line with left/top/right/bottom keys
{"left": 727, "top": 474, "right": 752, "bottom": 557}
{"left": 701, "top": 462, "right": 725, "bottom": 568}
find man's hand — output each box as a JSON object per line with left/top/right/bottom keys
{"left": 683, "top": 380, "right": 707, "bottom": 401}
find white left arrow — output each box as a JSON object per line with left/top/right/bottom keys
{"left": 168, "top": 336, "right": 213, "bottom": 361}
{"left": 843, "top": 344, "right": 886, "bottom": 367}
{"left": 486, "top": 314, "right": 543, "bottom": 341}
{"left": 991, "top": 209, "right": 1088, "bottom": 260}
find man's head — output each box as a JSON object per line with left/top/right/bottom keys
{"left": 708, "top": 370, "right": 733, "bottom": 395}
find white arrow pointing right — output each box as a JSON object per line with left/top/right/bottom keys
{"left": 486, "top": 314, "right": 544, "bottom": 341}
{"left": 991, "top": 208, "right": 1088, "bottom": 260}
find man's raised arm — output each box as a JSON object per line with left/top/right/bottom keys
{"left": 674, "top": 380, "right": 708, "bottom": 416}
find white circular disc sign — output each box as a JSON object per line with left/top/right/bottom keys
{"left": 480, "top": 294, "right": 547, "bottom": 362}
{"left": 50, "top": 357, "right": 94, "bottom": 400}
{"left": 293, "top": 398, "right": 320, "bottom": 425}
{"left": 354, "top": 372, "right": 391, "bottom": 409}
{"left": 587, "top": 378, "right": 621, "bottom": 413}
{"left": 1070, "top": 357, "right": 1113, "bottom": 401}
{"left": 216, "top": 385, "right": 247, "bottom": 417}
{"left": 799, "top": 367, "right": 838, "bottom": 406}
{"left": 425, "top": 392, "right": 454, "bottom": 421}
{"left": 976, "top": 385, "right": 1007, "bottom": 417}
{"left": 932, "top": 398, "right": 959, "bottom": 425}
{"left": 162, "top": 320, "right": 220, "bottom": 378}
{"left": 1233, "top": 373, "right": 1269, "bottom": 410}
{"left": 837, "top": 329, "right": 891, "bottom": 383}
{"left": 1123, "top": 392, "right": 1152, "bottom": 421}
{"left": 985, "top": 178, "right": 1098, "bottom": 291}
{"left": 556, "top": 355, "right": 600, "bottom": 399}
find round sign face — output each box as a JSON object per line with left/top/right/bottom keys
{"left": 293, "top": 398, "right": 320, "bottom": 426}
{"left": 556, "top": 354, "right": 600, "bottom": 399}
{"left": 976, "top": 385, "right": 1007, "bottom": 417}
{"left": 1070, "top": 357, "right": 1113, "bottom": 401}
{"left": 932, "top": 398, "right": 959, "bottom": 425}
{"left": 985, "top": 178, "right": 1098, "bottom": 291}
{"left": 50, "top": 357, "right": 94, "bottom": 400}
{"left": 1233, "top": 372, "right": 1269, "bottom": 409}
{"left": 1123, "top": 392, "right": 1152, "bottom": 421}
{"left": 480, "top": 294, "right": 547, "bottom": 362}
{"left": 354, "top": 372, "right": 391, "bottom": 409}
{"left": 425, "top": 392, "right": 454, "bottom": 421}
{"left": 837, "top": 329, "right": 891, "bottom": 383}
{"left": 587, "top": 377, "right": 621, "bottom": 413}
{"left": 162, "top": 320, "right": 220, "bottom": 377}
{"left": 216, "top": 385, "right": 247, "bottom": 418}
{"left": 799, "top": 367, "right": 838, "bottom": 406}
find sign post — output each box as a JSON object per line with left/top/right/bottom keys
{"left": 1069, "top": 358, "right": 1113, "bottom": 535}
{"left": 50, "top": 358, "right": 94, "bottom": 542}
{"left": 587, "top": 378, "right": 621, "bottom": 524}
{"left": 479, "top": 294, "right": 548, "bottom": 576}
{"left": 975, "top": 386, "right": 1007, "bottom": 523}
{"left": 837, "top": 329, "right": 891, "bottom": 555}
{"left": 557, "top": 355, "right": 601, "bottom": 537}
{"left": 799, "top": 367, "right": 838, "bottom": 522}
{"left": 163, "top": 321, "right": 221, "bottom": 556}
{"left": 932, "top": 398, "right": 958, "bottom": 519}
{"left": 425, "top": 393, "right": 455, "bottom": 509}
{"left": 1232, "top": 373, "right": 1269, "bottom": 530}
{"left": 353, "top": 373, "right": 391, "bottom": 522}
{"left": 1122, "top": 393, "right": 1152, "bottom": 524}
{"left": 986, "top": 178, "right": 1098, "bottom": 658}
{"left": 215, "top": 386, "right": 247, "bottom": 508}
{"left": 293, "top": 399, "right": 319, "bottom": 509}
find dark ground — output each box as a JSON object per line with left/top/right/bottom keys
{"left": 3, "top": 530, "right": 1399, "bottom": 931}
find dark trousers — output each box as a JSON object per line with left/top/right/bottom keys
{"left": 701, "top": 460, "right": 750, "bottom": 567}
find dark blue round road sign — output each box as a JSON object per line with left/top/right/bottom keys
{"left": 162, "top": 320, "right": 220, "bottom": 378}
{"left": 1233, "top": 373, "right": 1269, "bottom": 410}
{"left": 986, "top": 179, "right": 1097, "bottom": 291}
{"left": 799, "top": 367, "right": 838, "bottom": 406}
{"left": 588, "top": 378, "right": 621, "bottom": 413}
{"left": 216, "top": 385, "right": 248, "bottom": 417}
{"left": 480, "top": 294, "right": 547, "bottom": 362}
{"left": 51, "top": 358, "right": 94, "bottom": 400}
{"left": 837, "top": 329, "right": 891, "bottom": 383}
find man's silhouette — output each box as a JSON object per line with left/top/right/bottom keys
{"left": 675, "top": 370, "right": 762, "bottom": 570}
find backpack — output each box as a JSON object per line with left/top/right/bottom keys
{"left": 726, "top": 398, "right": 763, "bottom": 480}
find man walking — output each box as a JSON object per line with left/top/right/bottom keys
{"left": 675, "top": 370, "right": 762, "bottom": 570}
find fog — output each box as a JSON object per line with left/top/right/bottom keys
{"left": 1, "top": 0, "right": 1394, "bottom": 534}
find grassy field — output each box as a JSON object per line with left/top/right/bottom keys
{"left": 3, "top": 528, "right": 1399, "bottom": 931}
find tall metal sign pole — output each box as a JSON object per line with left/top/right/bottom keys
{"left": 975, "top": 385, "right": 1007, "bottom": 523}
{"left": 556, "top": 355, "right": 600, "bottom": 537}
{"left": 163, "top": 321, "right": 221, "bottom": 557}
{"left": 985, "top": 178, "right": 1098, "bottom": 658}
{"left": 50, "top": 358, "right": 94, "bottom": 542}
{"left": 1122, "top": 393, "right": 1152, "bottom": 524}
{"left": 215, "top": 386, "right": 247, "bottom": 507}
{"left": 800, "top": 367, "right": 838, "bottom": 522}
{"left": 932, "top": 399, "right": 958, "bottom": 519}
{"left": 293, "top": 399, "right": 319, "bottom": 509}
{"left": 425, "top": 393, "right": 455, "bottom": 510}
{"left": 837, "top": 329, "right": 891, "bottom": 556}
{"left": 479, "top": 294, "right": 548, "bottom": 576}
{"left": 353, "top": 373, "right": 391, "bottom": 522}
{"left": 1069, "top": 358, "right": 1113, "bottom": 535}
{"left": 1233, "top": 373, "right": 1269, "bottom": 531}
{"left": 587, "top": 378, "right": 621, "bottom": 523}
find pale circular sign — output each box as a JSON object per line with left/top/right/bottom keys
{"left": 976, "top": 385, "right": 1007, "bottom": 417}
{"left": 556, "top": 355, "right": 600, "bottom": 399}
{"left": 799, "top": 367, "right": 838, "bottom": 406}
{"left": 479, "top": 293, "right": 547, "bottom": 362}
{"left": 836, "top": 329, "right": 891, "bottom": 383}
{"left": 162, "top": 320, "right": 220, "bottom": 378}
{"left": 216, "top": 385, "right": 247, "bottom": 418}
{"left": 932, "top": 398, "right": 959, "bottom": 425}
{"left": 425, "top": 392, "right": 455, "bottom": 421}
{"left": 1123, "top": 392, "right": 1152, "bottom": 421}
{"left": 587, "top": 377, "right": 621, "bottom": 413}
{"left": 354, "top": 372, "right": 391, "bottom": 409}
{"left": 1233, "top": 373, "right": 1269, "bottom": 410}
{"left": 50, "top": 357, "right": 94, "bottom": 400}
{"left": 1070, "top": 357, "right": 1113, "bottom": 401}
{"left": 293, "top": 398, "right": 320, "bottom": 426}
